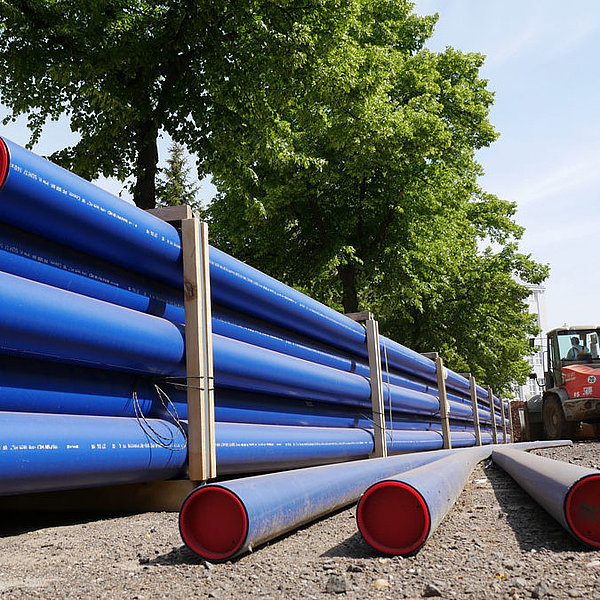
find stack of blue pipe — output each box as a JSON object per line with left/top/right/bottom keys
{"left": 0, "top": 136, "right": 510, "bottom": 496}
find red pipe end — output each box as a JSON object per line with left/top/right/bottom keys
{"left": 565, "top": 474, "right": 600, "bottom": 548}
{"left": 0, "top": 138, "right": 8, "bottom": 189}
{"left": 179, "top": 486, "right": 248, "bottom": 561}
{"left": 357, "top": 480, "right": 430, "bottom": 555}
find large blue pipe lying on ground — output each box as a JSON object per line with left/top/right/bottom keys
{"left": 492, "top": 446, "right": 600, "bottom": 548}
{"left": 356, "top": 449, "right": 489, "bottom": 555}
{"left": 0, "top": 411, "right": 491, "bottom": 495}
{"left": 179, "top": 441, "right": 566, "bottom": 561}
{"left": 0, "top": 136, "right": 485, "bottom": 404}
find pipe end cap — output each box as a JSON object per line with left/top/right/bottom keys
{"left": 0, "top": 138, "right": 8, "bottom": 189}
{"left": 179, "top": 486, "right": 248, "bottom": 561}
{"left": 566, "top": 474, "right": 600, "bottom": 548}
{"left": 357, "top": 480, "right": 430, "bottom": 555}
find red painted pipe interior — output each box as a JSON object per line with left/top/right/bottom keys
{"left": 357, "top": 480, "right": 430, "bottom": 555}
{"left": 0, "top": 138, "right": 8, "bottom": 189}
{"left": 179, "top": 486, "right": 249, "bottom": 561}
{"left": 565, "top": 474, "right": 600, "bottom": 548}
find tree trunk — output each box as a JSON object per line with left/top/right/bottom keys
{"left": 133, "top": 127, "right": 159, "bottom": 210}
{"left": 338, "top": 263, "right": 359, "bottom": 314}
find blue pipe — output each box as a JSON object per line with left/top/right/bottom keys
{"left": 0, "top": 226, "right": 482, "bottom": 418}
{"left": 179, "top": 441, "right": 567, "bottom": 560}
{"left": 0, "top": 411, "right": 187, "bottom": 495}
{"left": 357, "top": 449, "right": 488, "bottom": 554}
{"left": 492, "top": 446, "right": 600, "bottom": 548}
{"left": 179, "top": 447, "right": 479, "bottom": 560}
{"left": 0, "top": 224, "right": 495, "bottom": 423}
{"left": 0, "top": 411, "right": 488, "bottom": 496}
{"left": 0, "top": 355, "right": 487, "bottom": 439}
{"left": 0, "top": 271, "right": 185, "bottom": 374}
{"left": 0, "top": 137, "right": 496, "bottom": 408}
{"left": 0, "top": 273, "right": 474, "bottom": 419}
{"left": 0, "top": 223, "right": 486, "bottom": 422}
{"left": 0, "top": 221, "right": 185, "bottom": 322}
{"left": 0, "top": 137, "right": 183, "bottom": 287}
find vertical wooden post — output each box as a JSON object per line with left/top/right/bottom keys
{"left": 486, "top": 385, "right": 498, "bottom": 445}
{"left": 506, "top": 400, "right": 514, "bottom": 441}
{"left": 435, "top": 356, "right": 452, "bottom": 449}
{"left": 469, "top": 375, "right": 482, "bottom": 446}
{"left": 365, "top": 318, "right": 387, "bottom": 458}
{"left": 181, "top": 218, "right": 216, "bottom": 481}
{"left": 500, "top": 397, "right": 508, "bottom": 444}
{"left": 346, "top": 311, "right": 387, "bottom": 458}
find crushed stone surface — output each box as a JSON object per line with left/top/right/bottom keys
{"left": 1, "top": 442, "right": 599, "bottom": 599}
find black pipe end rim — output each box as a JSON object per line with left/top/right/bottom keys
{"left": 0, "top": 138, "right": 8, "bottom": 189}
{"left": 357, "top": 480, "right": 430, "bottom": 555}
{"left": 179, "top": 486, "right": 249, "bottom": 561}
{"left": 565, "top": 474, "right": 600, "bottom": 548}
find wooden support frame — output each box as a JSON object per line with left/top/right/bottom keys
{"left": 506, "top": 400, "right": 514, "bottom": 441}
{"left": 460, "top": 373, "right": 481, "bottom": 447}
{"left": 434, "top": 355, "right": 452, "bottom": 449}
{"left": 149, "top": 205, "right": 216, "bottom": 482}
{"left": 346, "top": 312, "right": 387, "bottom": 458}
{"left": 499, "top": 396, "right": 508, "bottom": 444}
{"left": 423, "top": 352, "right": 451, "bottom": 449}
{"left": 181, "top": 218, "right": 217, "bottom": 480}
{"left": 486, "top": 385, "right": 498, "bottom": 444}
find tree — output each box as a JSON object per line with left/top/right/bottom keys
{"left": 205, "top": 2, "right": 548, "bottom": 393}
{"left": 0, "top": 0, "right": 356, "bottom": 207}
{"left": 156, "top": 143, "right": 199, "bottom": 209}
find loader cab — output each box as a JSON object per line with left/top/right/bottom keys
{"left": 546, "top": 326, "right": 600, "bottom": 388}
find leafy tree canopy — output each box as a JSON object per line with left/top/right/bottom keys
{"left": 0, "top": 0, "right": 356, "bottom": 207}
{"left": 204, "top": 1, "right": 548, "bottom": 393}
{"left": 0, "top": 0, "right": 548, "bottom": 391}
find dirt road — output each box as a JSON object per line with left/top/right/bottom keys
{"left": 1, "top": 443, "right": 599, "bottom": 599}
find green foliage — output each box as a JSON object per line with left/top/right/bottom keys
{"left": 0, "top": 0, "right": 358, "bottom": 207}
{"left": 0, "top": 0, "right": 548, "bottom": 391}
{"left": 156, "top": 143, "right": 199, "bottom": 209}
{"left": 205, "top": 1, "right": 548, "bottom": 393}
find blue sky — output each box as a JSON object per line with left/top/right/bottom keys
{"left": 413, "top": 0, "right": 600, "bottom": 330}
{"left": 1, "top": 1, "right": 598, "bottom": 330}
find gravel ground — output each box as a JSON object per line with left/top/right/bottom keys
{"left": 1, "top": 442, "right": 600, "bottom": 599}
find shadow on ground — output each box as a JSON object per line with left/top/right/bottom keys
{"left": 0, "top": 510, "right": 127, "bottom": 538}
{"left": 485, "top": 462, "right": 585, "bottom": 553}
{"left": 320, "top": 531, "right": 378, "bottom": 559}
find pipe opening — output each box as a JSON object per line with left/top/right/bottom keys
{"left": 565, "top": 474, "right": 600, "bottom": 548}
{"left": 179, "top": 486, "right": 248, "bottom": 560}
{"left": 0, "top": 138, "right": 8, "bottom": 189}
{"left": 357, "top": 480, "right": 430, "bottom": 555}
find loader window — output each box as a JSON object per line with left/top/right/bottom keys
{"left": 557, "top": 331, "right": 599, "bottom": 362}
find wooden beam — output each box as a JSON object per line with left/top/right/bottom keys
{"left": 421, "top": 352, "right": 439, "bottom": 360}
{"left": 500, "top": 396, "right": 508, "bottom": 444}
{"left": 181, "top": 218, "right": 216, "bottom": 481}
{"left": 0, "top": 480, "right": 197, "bottom": 513}
{"left": 435, "top": 356, "right": 452, "bottom": 449}
{"left": 468, "top": 375, "right": 482, "bottom": 446}
{"left": 146, "top": 205, "right": 197, "bottom": 222}
{"left": 345, "top": 311, "right": 373, "bottom": 322}
{"left": 486, "top": 385, "right": 498, "bottom": 444}
{"left": 365, "top": 318, "right": 387, "bottom": 458}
